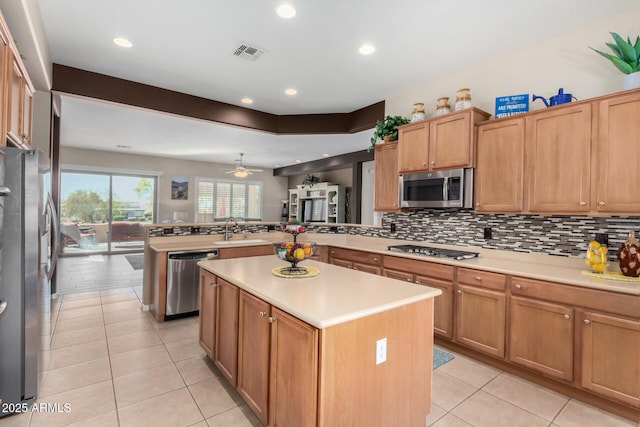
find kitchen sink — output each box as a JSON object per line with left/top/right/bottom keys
{"left": 214, "top": 239, "right": 268, "bottom": 245}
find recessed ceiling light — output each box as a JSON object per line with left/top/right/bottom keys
{"left": 359, "top": 44, "right": 375, "bottom": 55}
{"left": 322, "top": 153, "right": 329, "bottom": 157}
{"left": 274, "top": 164, "right": 281, "bottom": 168}
{"left": 295, "top": 159, "right": 302, "bottom": 163}
{"left": 284, "top": 88, "right": 297, "bottom": 96}
{"left": 241, "top": 97, "right": 254, "bottom": 104}
{"left": 113, "top": 37, "right": 132, "bottom": 48}
{"left": 276, "top": 4, "right": 296, "bottom": 18}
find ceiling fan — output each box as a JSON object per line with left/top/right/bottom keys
{"left": 226, "top": 153, "right": 263, "bottom": 178}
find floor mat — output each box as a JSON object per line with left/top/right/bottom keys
{"left": 125, "top": 254, "right": 144, "bottom": 270}
{"left": 433, "top": 347, "right": 454, "bottom": 369}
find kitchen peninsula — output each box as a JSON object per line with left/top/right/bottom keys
{"left": 197, "top": 255, "right": 441, "bottom": 426}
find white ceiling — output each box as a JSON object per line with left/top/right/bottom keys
{"left": 15, "top": 0, "right": 640, "bottom": 169}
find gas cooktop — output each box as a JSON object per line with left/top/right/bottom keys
{"left": 387, "top": 244, "right": 479, "bottom": 260}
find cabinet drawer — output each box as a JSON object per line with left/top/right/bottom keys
{"left": 382, "top": 255, "right": 454, "bottom": 281}
{"left": 329, "top": 247, "right": 381, "bottom": 265}
{"left": 511, "top": 276, "right": 640, "bottom": 319}
{"left": 457, "top": 268, "right": 506, "bottom": 290}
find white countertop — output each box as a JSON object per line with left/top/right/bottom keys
{"left": 149, "top": 232, "right": 640, "bottom": 296}
{"left": 198, "top": 255, "right": 441, "bottom": 329}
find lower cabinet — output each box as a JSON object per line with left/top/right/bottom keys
{"left": 455, "top": 268, "right": 507, "bottom": 358}
{"left": 382, "top": 255, "right": 454, "bottom": 338}
{"left": 236, "top": 290, "right": 320, "bottom": 426}
{"left": 509, "top": 296, "right": 574, "bottom": 381}
{"left": 199, "top": 269, "right": 216, "bottom": 358}
{"left": 237, "top": 291, "right": 271, "bottom": 425}
{"left": 580, "top": 310, "right": 640, "bottom": 408}
{"left": 214, "top": 278, "right": 239, "bottom": 386}
{"left": 269, "top": 307, "right": 318, "bottom": 427}
{"left": 328, "top": 247, "right": 381, "bottom": 275}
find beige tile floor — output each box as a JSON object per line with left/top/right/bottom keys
{"left": 0, "top": 255, "right": 636, "bottom": 426}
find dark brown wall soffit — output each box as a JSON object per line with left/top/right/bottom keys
{"left": 273, "top": 149, "right": 373, "bottom": 176}
{"left": 52, "top": 64, "right": 384, "bottom": 135}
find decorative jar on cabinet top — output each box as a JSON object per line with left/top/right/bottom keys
{"left": 454, "top": 87, "right": 471, "bottom": 111}
{"left": 616, "top": 230, "right": 640, "bottom": 277}
{"left": 411, "top": 102, "right": 426, "bottom": 122}
{"left": 436, "top": 97, "right": 451, "bottom": 115}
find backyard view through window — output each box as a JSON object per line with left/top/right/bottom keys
{"left": 60, "top": 171, "right": 156, "bottom": 255}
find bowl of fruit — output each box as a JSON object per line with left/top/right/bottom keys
{"left": 273, "top": 241, "right": 316, "bottom": 275}
{"left": 585, "top": 240, "right": 608, "bottom": 274}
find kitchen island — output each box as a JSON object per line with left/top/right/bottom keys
{"left": 198, "top": 255, "right": 442, "bottom": 427}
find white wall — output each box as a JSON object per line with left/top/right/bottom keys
{"left": 60, "top": 147, "right": 289, "bottom": 222}
{"left": 384, "top": 7, "right": 640, "bottom": 118}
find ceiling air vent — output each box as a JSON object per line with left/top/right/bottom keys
{"left": 233, "top": 42, "right": 266, "bottom": 61}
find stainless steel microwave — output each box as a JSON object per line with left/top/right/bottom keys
{"left": 399, "top": 168, "right": 473, "bottom": 208}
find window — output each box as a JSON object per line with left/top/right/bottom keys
{"left": 196, "top": 178, "right": 262, "bottom": 222}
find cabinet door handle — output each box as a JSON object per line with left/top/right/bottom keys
{"left": 457, "top": 290, "right": 462, "bottom": 295}
{"left": 584, "top": 319, "right": 591, "bottom": 325}
{"left": 598, "top": 201, "right": 605, "bottom": 206}
{"left": 431, "top": 161, "right": 436, "bottom": 165}
{"left": 259, "top": 311, "right": 267, "bottom": 317}
{"left": 514, "top": 284, "right": 522, "bottom": 289}
{"left": 373, "top": 257, "right": 378, "bottom": 262}
{"left": 475, "top": 276, "right": 482, "bottom": 281}
{"left": 330, "top": 250, "right": 335, "bottom": 255}
{"left": 268, "top": 316, "right": 275, "bottom": 323}
{"left": 563, "top": 314, "right": 571, "bottom": 320}
{"left": 580, "top": 201, "right": 587, "bottom": 206}
{"left": 415, "top": 280, "right": 421, "bottom": 285}
{"left": 353, "top": 266, "right": 358, "bottom": 270}
{"left": 406, "top": 278, "right": 412, "bottom": 282}
{"left": 476, "top": 202, "right": 480, "bottom": 206}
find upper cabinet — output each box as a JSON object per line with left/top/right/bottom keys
{"left": 397, "top": 108, "right": 490, "bottom": 174}
{"left": 526, "top": 104, "right": 593, "bottom": 213}
{"left": 374, "top": 140, "right": 399, "bottom": 211}
{"left": 475, "top": 117, "right": 525, "bottom": 212}
{"left": 0, "top": 12, "right": 34, "bottom": 148}
{"left": 475, "top": 88, "right": 640, "bottom": 215}
{"left": 594, "top": 91, "right": 640, "bottom": 213}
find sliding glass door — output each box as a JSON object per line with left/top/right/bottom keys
{"left": 59, "top": 170, "right": 156, "bottom": 255}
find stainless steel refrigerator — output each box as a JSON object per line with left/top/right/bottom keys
{"left": 0, "top": 147, "right": 59, "bottom": 415}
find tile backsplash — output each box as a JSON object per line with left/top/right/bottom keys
{"left": 149, "top": 210, "right": 640, "bottom": 259}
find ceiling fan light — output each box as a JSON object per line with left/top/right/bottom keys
{"left": 234, "top": 169, "right": 249, "bottom": 178}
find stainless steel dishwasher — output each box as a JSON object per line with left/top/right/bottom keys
{"left": 166, "top": 248, "right": 218, "bottom": 320}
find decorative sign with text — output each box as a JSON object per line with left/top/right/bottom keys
{"left": 495, "top": 94, "right": 529, "bottom": 118}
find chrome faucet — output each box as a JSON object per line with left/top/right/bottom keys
{"left": 224, "top": 217, "right": 238, "bottom": 241}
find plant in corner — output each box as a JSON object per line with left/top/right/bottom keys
{"left": 590, "top": 32, "right": 640, "bottom": 89}
{"left": 368, "top": 115, "right": 410, "bottom": 152}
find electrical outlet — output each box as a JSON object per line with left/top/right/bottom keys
{"left": 163, "top": 227, "right": 173, "bottom": 235}
{"left": 390, "top": 223, "right": 396, "bottom": 233}
{"left": 329, "top": 226, "right": 338, "bottom": 233}
{"left": 376, "top": 338, "right": 387, "bottom": 365}
{"left": 191, "top": 226, "right": 200, "bottom": 234}
{"left": 483, "top": 227, "right": 492, "bottom": 239}
{"left": 267, "top": 224, "right": 276, "bottom": 231}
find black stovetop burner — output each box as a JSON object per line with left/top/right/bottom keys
{"left": 387, "top": 244, "right": 479, "bottom": 260}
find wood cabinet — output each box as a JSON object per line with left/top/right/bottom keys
{"left": 455, "top": 268, "right": 506, "bottom": 358}
{"left": 525, "top": 104, "right": 592, "bottom": 213}
{"left": 594, "top": 91, "right": 640, "bottom": 213}
{"left": 0, "top": 22, "right": 9, "bottom": 145}
{"left": 213, "top": 278, "right": 239, "bottom": 386}
{"left": 509, "top": 296, "right": 574, "bottom": 381}
{"left": 328, "top": 246, "right": 381, "bottom": 275}
{"left": 218, "top": 244, "right": 273, "bottom": 259}
{"left": 198, "top": 269, "right": 216, "bottom": 358}
{"left": 237, "top": 290, "right": 271, "bottom": 425}
{"left": 269, "top": 307, "right": 318, "bottom": 427}
{"left": 580, "top": 310, "right": 640, "bottom": 408}
{"left": 374, "top": 140, "right": 399, "bottom": 211}
{"left": 475, "top": 117, "right": 525, "bottom": 212}
{"left": 5, "top": 47, "right": 33, "bottom": 147}
{"left": 397, "top": 108, "right": 490, "bottom": 173}
{"left": 382, "top": 255, "right": 454, "bottom": 338}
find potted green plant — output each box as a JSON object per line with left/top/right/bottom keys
{"left": 368, "top": 115, "right": 410, "bottom": 152}
{"left": 590, "top": 32, "right": 640, "bottom": 89}
{"left": 301, "top": 174, "right": 320, "bottom": 188}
